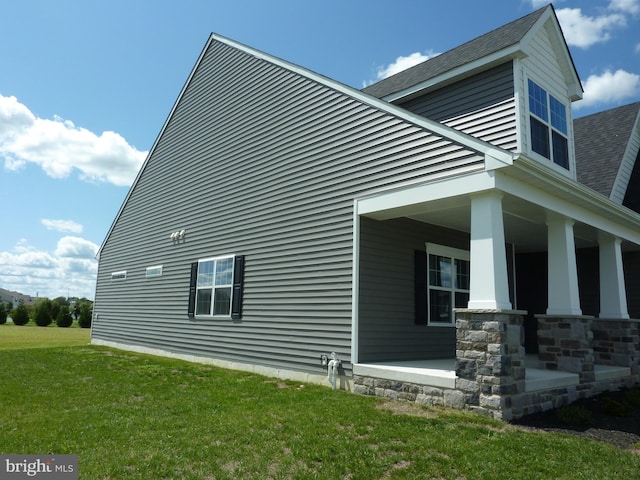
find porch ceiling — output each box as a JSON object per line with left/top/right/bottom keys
{"left": 359, "top": 162, "right": 640, "bottom": 253}
{"left": 405, "top": 194, "right": 609, "bottom": 253}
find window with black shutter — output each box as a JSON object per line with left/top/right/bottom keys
{"left": 188, "top": 255, "right": 244, "bottom": 319}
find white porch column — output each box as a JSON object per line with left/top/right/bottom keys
{"left": 468, "top": 192, "right": 512, "bottom": 310}
{"left": 546, "top": 216, "right": 582, "bottom": 315}
{"left": 598, "top": 234, "right": 629, "bottom": 319}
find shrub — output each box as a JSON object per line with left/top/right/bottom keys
{"left": 78, "top": 303, "right": 92, "bottom": 328}
{"left": 11, "top": 305, "right": 30, "bottom": 326}
{"left": 34, "top": 304, "right": 52, "bottom": 327}
{"left": 555, "top": 405, "right": 593, "bottom": 426}
{"left": 603, "top": 397, "right": 632, "bottom": 417}
{"left": 0, "top": 303, "right": 7, "bottom": 325}
{"left": 623, "top": 388, "right": 640, "bottom": 408}
{"left": 56, "top": 305, "right": 74, "bottom": 328}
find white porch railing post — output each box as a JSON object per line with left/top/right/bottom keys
{"left": 598, "top": 234, "right": 629, "bottom": 319}
{"left": 468, "top": 192, "right": 512, "bottom": 310}
{"left": 546, "top": 216, "right": 582, "bottom": 315}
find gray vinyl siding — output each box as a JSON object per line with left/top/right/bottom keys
{"left": 397, "top": 62, "right": 517, "bottom": 151}
{"left": 93, "top": 38, "right": 485, "bottom": 375}
{"left": 358, "top": 217, "right": 469, "bottom": 362}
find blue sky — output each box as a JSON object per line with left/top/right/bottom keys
{"left": 1, "top": 0, "right": 639, "bottom": 300}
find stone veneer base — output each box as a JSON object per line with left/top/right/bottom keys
{"left": 353, "top": 311, "right": 640, "bottom": 421}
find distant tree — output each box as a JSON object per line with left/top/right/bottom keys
{"left": 0, "top": 303, "right": 7, "bottom": 325}
{"left": 55, "top": 305, "right": 74, "bottom": 328}
{"left": 11, "top": 305, "right": 30, "bottom": 326}
{"left": 78, "top": 303, "right": 92, "bottom": 328}
{"left": 5, "top": 301, "right": 13, "bottom": 312}
{"left": 51, "top": 297, "right": 68, "bottom": 320}
{"left": 34, "top": 300, "right": 53, "bottom": 327}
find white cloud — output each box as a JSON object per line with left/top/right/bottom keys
{"left": 609, "top": 0, "right": 640, "bottom": 15}
{"left": 0, "top": 94, "right": 147, "bottom": 187}
{"left": 0, "top": 238, "right": 98, "bottom": 299}
{"left": 41, "top": 219, "right": 83, "bottom": 234}
{"left": 556, "top": 7, "right": 626, "bottom": 48}
{"left": 636, "top": 42, "right": 640, "bottom": 53}
{"left": 54, "top": 236, "right": 98, "bottom": 259}
{"left": 574, "top": 69, "right": 640, "bottom": 108}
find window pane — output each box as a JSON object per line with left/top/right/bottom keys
{"left": 197, "top": 260, "right": 214, "bottom": 287}
{"left": 430, "top": 290, "right": 451, "bottom": 323}
{"left": 196, "top": 288, "right": 212, "bottom": 315}
{"left": 215, "top": 257, "right": 233, "bottom": 285}
{"left": 530, "top": 117, "right": 550, "bottom": 159}
{"left": 429, "top": 255, "right": 451, "bottom": 288}
{"left": 552, "top": 131, "right": 569, "bottom": 169}
{"left": 549, "top": 96, "right": 567, "bottom": 134}
{"left": 455, "top": 292, "right": 469, "bottom": 309}
{"left": 528, "top": 80, "right": 548, "bottom": 121}
{"left": 213, "top": 287, "right": 232, "bottom": 315}
{"left": 455, "top": 259, "right": 470, "bottom": 290}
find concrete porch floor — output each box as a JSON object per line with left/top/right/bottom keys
{"left": 352, "top": 356, "right": 631, "bottom": 392}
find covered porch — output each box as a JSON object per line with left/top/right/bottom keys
{"left": 352, "top": 157, "right": 640, "bottom": 419}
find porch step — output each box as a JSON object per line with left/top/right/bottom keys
{"left": 595, "top": 364, "right": 631, "bottom": 381}
{"left": 353, "top": 360, "right": 456, "bottom": 389}
{"left": 525, "top": 368, "right": 579, "bottom": 392}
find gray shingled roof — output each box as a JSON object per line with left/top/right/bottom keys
{"left": 574, "top": 102, "right": 640, "bottom": 197}
{"left": 362, "top": 6, "right": 549, "bottom": 99}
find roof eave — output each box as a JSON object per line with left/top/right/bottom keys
{"left": 511, "top": 155, "right": 640, "bottom": 244}
{"left": 382, "top": 45, "right": 526, "bottom": 104}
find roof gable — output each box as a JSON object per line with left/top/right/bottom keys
{"left": 575, "top": 102, "right": 640, "bottom": 200}
{"left": 362, "top": 5, "right": 581, "bottom": 102}
{"left": 98, "top": 33, "right": 513, "bottom": 255}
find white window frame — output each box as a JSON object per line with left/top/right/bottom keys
{"left": 145, "top": 265, "right": 163, "bottom": 278}
{"left": 426, "top": 243, "right": 470, "bottom": 327}
{"left": 527, "top": 78, "right": 570, "bottom": 171}
{"left": 195, "top": 255, "right": 235, "bottom": 318}
{"left": 111, "top": 271, "right": 127, "bottom": 281}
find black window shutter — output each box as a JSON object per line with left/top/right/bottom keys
{"left": 231, "top": 255, "right": 245, "bottom": 320}
{"left": 415, "top": 250, "right": 427, "bottom": 324}
{"left": 188, "top": 262, "right": 198, "bottom": 318}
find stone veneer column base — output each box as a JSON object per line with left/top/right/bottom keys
{"left": 455, "top": 309, "right": 526, "bottom": 421}
{"left": 592, "top": 318, "right": 640, "bottom": 377}
{"left": 536, "top": 315, "right": 595, "bottom": 384}
{"left": 353, "top": 309, "right": 526, "bottom": 421}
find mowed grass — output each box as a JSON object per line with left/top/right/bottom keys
{"left": 1, "top": 327, "right": 640, "bottom": 479}
{"left": 0, "top": 322, "right": 90, "bottom": 350}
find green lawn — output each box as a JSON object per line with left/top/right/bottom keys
{"left": 0, "top": 322, "right": 90, "bottom": 350}
{"left": 1, "top": 326, "right": 639, "bottom": 479}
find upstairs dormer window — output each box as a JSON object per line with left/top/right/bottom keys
{"left": 528, "top": 79, "right": 569, "bottom": 170}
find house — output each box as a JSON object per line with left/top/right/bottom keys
{"left": 0, "top": 287, "right": 37, "bottom": 308}
{"left": 91, "top": 5, "right": 640, "bottom": 420}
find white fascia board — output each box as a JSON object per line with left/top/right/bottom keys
{"left": 382, "top": 45, "right": 525, "bottom": 105}
{"left": 211, "top": 33, "right": 513, "bottom": 167}
{"left": 610, "top": 112, "right": 640, "bottom": 203}
{"left": 357, "top": 170, "right": 497, "bottom": 219}
{"left": 498, "top": 158, "right": 640, "bottom": 245}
